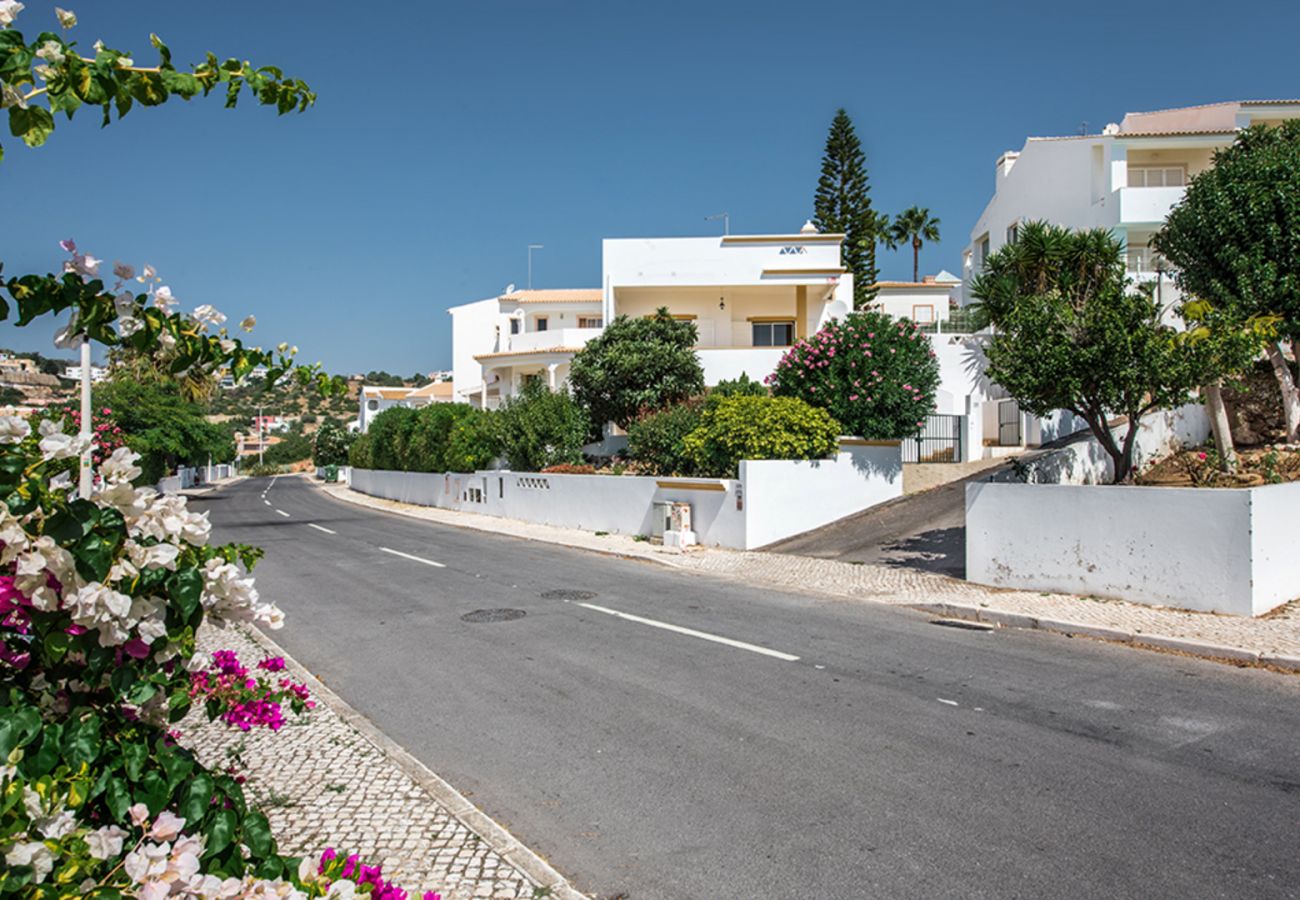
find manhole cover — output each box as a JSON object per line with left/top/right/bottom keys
{"left": 461, "top": 608, "right": 527, "bottom": 623}
{"left": 539, "top": 589, "right": 597, "bottom": 602}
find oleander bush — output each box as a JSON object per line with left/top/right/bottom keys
{"left": 311, "top": 419, "right": 355, "bottom": 468}
{"left": 768, "top": 310, "right": 940, "bottom": 440}
{"left": 682, "top": 395, "right": 841, "bottom": 477}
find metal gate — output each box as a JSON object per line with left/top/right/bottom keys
{"left": 997, "top": 399, "right": 1022, "bottom": 446}
{"left": 902, "top": 413, "right": 963, "bottom": 463}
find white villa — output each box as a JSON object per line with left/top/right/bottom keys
{"left": 962, "top": 99, "right": 1300, "bottom": 301}
{"left": 357, "top": 380, "right": 455, "bottom": 432}
{"left": 450, "top": 222, "right": 854, "bottom": 409}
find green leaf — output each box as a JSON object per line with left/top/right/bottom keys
{"left": 42, "top": 631, "right": 70, "bottom": 662}
{"left": 45, "top": 498, "right": 100, "bottom": 544}
{"left": 0, "top": 706, "right": 40, "bottom": 755}
{"left": 137, "top": 770, "right": 167, "bottom": 812}
{"left": 160, "top": 70, "right": 200, "bottom": 99}
{"left": 66, "top": 713, "right": 102, "bottom": 765}
{"left": 204, "top": 807, "right": 237, "bottom": 858}
{"left": 8, "top": 106, "right": 55, "bottom": 148}
{"left": 29, "top": 723, "right": 62, "bottom": 777}
{"left": 181, "top": 772, "right": 213, "bottom": 823}
{"left": 122, "top": 739, "right": 147, "bottom": 782}
{"left": 73, "top": 532, "right": 114, "bottom": 582}
{"left": 242, "top": 810, "right": 274, "bottom": 858}
{"left": 105, "top": 776, "right": 130, "bottom": 820}
{"left": 156, "top": 745, "right": 194, "bottom": 792}
{"left": 169, "top": 567, "right": 203, "bottom": 620}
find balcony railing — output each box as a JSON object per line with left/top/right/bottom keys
{"left": 1117, "top": 185, "right": 1186, "bottom": 226}
{"left": 505, "top": 327, "right": 603, "bottom": 353}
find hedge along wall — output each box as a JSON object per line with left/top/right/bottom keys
{"left": 348, "top": 439, "right": 903, "bottom": 550}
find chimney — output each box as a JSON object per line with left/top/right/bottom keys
{"left": 996, "top": 150, "right": 1020, "bottom": 184}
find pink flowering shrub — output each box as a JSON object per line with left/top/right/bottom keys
{"left": 190, "top": 650, "right": 316, "bottom": 731}
{"left": 768, "top": 310, "right": 941, "bottom": 440}
{"left": 41, "top": 403, "right": 128, "bottom": 467}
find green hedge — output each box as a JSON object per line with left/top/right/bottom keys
{"left": 682, "top": 395, "right": 841, "bottom": 478}
{"left": 495, "top": 381, "right": 589, "bottom": 472}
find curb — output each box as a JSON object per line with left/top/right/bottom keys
{"left": 238, "top": 624, "right": 588, "bottom": 900}
{"left": 909, "top": 601, "right": 1300, "bottom": 673}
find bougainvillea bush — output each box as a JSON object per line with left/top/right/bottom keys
{"left": 767, "top": 311, "right": 940, "bottom": 440}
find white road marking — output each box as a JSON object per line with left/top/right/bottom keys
{"left": 937, "top": 698, "right": 959, "bottom": 707}
{"left": 307, "top": 523, "right": 337, "bottom": 535}
{"left": 379, "top": 546, "right": 446, "bottom": 568}
{"left": 275, "top": 509, "right": 290, "bottom": 518}
{"left": 264, "top": 500, "right": 271, "bottom": 506}
{"left": 574, "top": 601, "right": 799, "bottom": 662}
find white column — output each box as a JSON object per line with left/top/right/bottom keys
{"left": 547, "top": 363, "right": 558, "bottom": 390}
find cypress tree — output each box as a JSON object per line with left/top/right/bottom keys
{"left": 812, "top": 109, "right": 881, "bottom": 307}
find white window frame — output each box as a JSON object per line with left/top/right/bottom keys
{"left": 1128, "top": 165, "right": 1187, "bottom": 188}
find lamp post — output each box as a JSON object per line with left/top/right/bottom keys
{"left": 527, "top": 244, "right": 544, "bottom": 290}
{"left": 705, "top": 212, "right": 730, "bottom": 235}
{"left": 258, "top": 404, "right": 264, "bottom": 466}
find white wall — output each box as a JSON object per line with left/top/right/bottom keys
{"left": 966, "top": 480, "right": 1299, "bottom": 616}
{"left": 741, "top": 442, "right": 903, "bottom": 547}
{"left": 349, "top": 440, "right": 904, "bottom": 551}
{"left": 448, "top": 297, "right": 501, "bottom": 401}
{"left": 1001, "top": 403, "right": 1210, "bottom": 485}
{"left": 695, "top": 348, "right": 786, "bottom": 385}
{"left": 931, "top": 337, "right": 998, "bottom": 415}
{"left": 873, "top": 287, "right": 956, "bottom": 325}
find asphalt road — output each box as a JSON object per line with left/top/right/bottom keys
{"left": 194, "top": 476, "right": 1300, "bottom": 900}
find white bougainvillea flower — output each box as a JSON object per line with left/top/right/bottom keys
{"left": 118, "top": 315, "right": 144, "bottom": 337}
{"left": 138, "top": 263, "right": 157, "bottom": 282}
{"left": 116, "top": 56, "right": 133, "bottom": 68}
{"left": 0, "top": 81, "right": 26, "bottom": 110}
{"left": 53, "top": 314, "right": 81, "bottom": 349}
{"left": 241, "top": 315, "right": 256, "bottom": 332}
{"left": 102, "top": 446, "right": 143, "bottom": 484}
{"left": 193, "top": 304, "right": 227, "bottom": 329}
{"left": 0, "top": 1, "right": 24, "bottom": 29}
{"left": 148, "top": 810, "right": 186, "bottom": 841}
{"left": 114, "top": 290, "right": 137, "bottom": 317}
{"left": 63, "top": 253, "right": 101, "bottom": 280}
{"left": 53, "top": 6, "right": 75, "bottom": 28}
{"left": 0, "top": 416, "right": 30, "bottom": 443}
{"left": 35, "top": 39, "right": 64, "bottom": 63}
{"left": 4, "top": 841, "right": 54, "bottom": 884}
{"left": 38, "top": 425, "right": 92, "bottom": 461}
{"left": 153, "top": 284, "right": 178, "bottom": 312}
{"left": 129, "top": 803, "right": 150, "bottom": 826}
{"left": 36, "top": 808, "right": 77, "bottom": 840}
{"left": 86, "top": 825, "right": 128, "bottom": 860}
{"left": 113, "top": 260, "right": 135, "bottom": 281}
{"left": 219, "top": 338, "right": 236, "bottom": 353}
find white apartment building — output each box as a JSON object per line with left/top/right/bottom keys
{"left": 357, "top": 381, "right": 455, "bottom": 432}
{"left": 963, "top": 100, "right": 1300, "bottom": 301}
{"left": 450, "top": 222, "right": 854, "bottom": 409}
{"left": 869, "top": 271, "right": 961, "bottom": 326}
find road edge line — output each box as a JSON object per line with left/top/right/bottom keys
{"left": 237, "top": 624, "right": 588, "bottom": 899}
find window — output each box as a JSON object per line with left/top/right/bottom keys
{"left": 509, "top": 319, "right": 520, "bottom": 334}
{"left": 367, "top": 399, "right": 378, "bottom": 411}
{"left": 911, "top": 304, "right": 935, "bottom": 324}
{"left": 979, "top": 234, "right": 991, "bottom": 265}
{"left": 1128, "top": 166, "right": 1186, "bottom": 188}
{"left": 1006, "top": 222, "right": 1019, "bottom": 244}
{"left": 535, "top": 316, "right": 548, "bottom": 332}
{"left": 752, "top": 320, "right": 795, "bottom": 347}
{"left": 578, "top": 316, "right": 603, "bottom": 328}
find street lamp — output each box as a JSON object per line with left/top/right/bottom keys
{"left": 705, "top": 212, "right": 730, "bottom": 235}
{"left": 527, "top": 244, "right": 544, "bottom": 290}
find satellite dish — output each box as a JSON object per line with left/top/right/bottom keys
{"left": 504, "top": 283, "right": 516, "bottom": 295}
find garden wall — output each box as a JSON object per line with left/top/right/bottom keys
{"left": 348, "top": 439, "right": 903, "bottom": 551}
{"left": 995, "top": 403, "right": 1210, "bottom": 485}
{"left": 965, "top": 480, "right": 1300, "bottom": 616}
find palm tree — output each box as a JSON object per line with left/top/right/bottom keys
{"left": 889, "top": 207, "right": 941, "bottom": 282}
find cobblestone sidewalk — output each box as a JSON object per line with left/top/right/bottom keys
{"left": 183, "top": 624, "right": 584, "bottom": 899}
{"left": 322, "top": 478, "right": 1300, "bottom": 671}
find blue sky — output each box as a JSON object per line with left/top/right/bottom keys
{"left": 2, "top": 0, "right": 1298, "bottom": 374}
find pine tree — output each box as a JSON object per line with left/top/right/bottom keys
{"left": 813, "top": 109, "right": 881, "bottom": 308}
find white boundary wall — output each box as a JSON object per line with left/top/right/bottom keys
{"left": 996, "top": 403, "right": 1210, "bottom": 485}
{"left": 348, "top": 440, "right": 902, "bottom": 551}
{"left": 966, "top": 480, "right": 1300, "bottom": 616}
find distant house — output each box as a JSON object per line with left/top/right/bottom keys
{"left": 450, "top": 221, "right": 855, "bottom": 409}
{"left": 357, "top": 380, "right": 456, "bottom": 433}
{"left": 869, "top": 271, "right": 962, "bottom": 326}
{"left": 62, "top": 364, "right": 109, "bottom": 383}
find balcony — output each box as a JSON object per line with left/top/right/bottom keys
{"left": 1118, "top": 186, "right": 1186, "bottom": 226}
{"left": 506, "top": 327, "right": 603, "bottom": 353}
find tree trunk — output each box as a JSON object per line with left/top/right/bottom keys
{"left": 912, "top": 238, "right": 921, "bottom": 283}
{"left": 1081, "top": 409, "right": 1134, "bottom": 484}
{"left": 1203, "top": 381, "right": 1237, "bottom": 472}
{"left": 1265, "top": 341, "right": 1300, "bottom": 442}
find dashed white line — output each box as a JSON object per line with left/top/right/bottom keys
{"left": 937, "top": 698, "right": 959, "bottom": 707}
{"left": 379, "top": 546, "right": 446, "bottom": 568}
{"left": 264, "top": 500, "right": 272, "bottom": 506}
{"left": 275, "top": 509, "right": 290, "bottom": 518}
{"left": 307, "top": 523, "right": 337, "bottom": 535}
{"left": 574, "top": 601, "right": 800, "bottom": 662}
